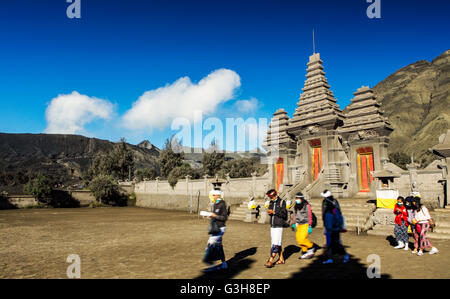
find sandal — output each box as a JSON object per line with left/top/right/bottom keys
{"left": 265, "top": 258, "right": 274, "bottom": 268}
{"left": 275, "top": 259, "right": 285, "bottom": 265}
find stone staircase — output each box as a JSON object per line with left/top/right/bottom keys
{"left": 229, "top": 197, "right": 376, "bottom": 233}
{"left": 366, "top": 206, "right": 450, "bottom": 240}
{"left": 228, "top": 198, "right": 266, "bottom": 222}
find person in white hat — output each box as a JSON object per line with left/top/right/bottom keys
{"left": 202, "top": 189, "right": 229, "bottom": 271}
{"left": 264, "top": 189, "right": 287, "bottom": 268}
{"left": 321, "top": 190, "right": 349, "bottom": 264}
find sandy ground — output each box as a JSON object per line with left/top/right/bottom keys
{"left": 0, "top": 207, "right": 449, "bottom": 279}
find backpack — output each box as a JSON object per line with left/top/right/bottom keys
{"left": 332, "top": 208, "right": 344, "bottom": 230}
{"left": 280, "top": 199, "right": 291, "bottom": 228}
{"left": 311, "top": 211, "right": 317, "bottom": 228}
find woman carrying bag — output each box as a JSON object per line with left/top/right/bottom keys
{"left": 412, "top": 197, "right": 439, "bottom": 256}
{"left": 202, "top": 189, "right": 229, "bottom": 271}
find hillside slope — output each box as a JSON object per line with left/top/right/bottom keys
{"left": 0, "top": 133, "right": 159, "bottom": 193}
{"left": 373, "top": 49, "right": 450, "bottom": 166}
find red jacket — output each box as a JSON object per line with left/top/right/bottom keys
{"left": 394, "top": 204, "right": 408, "bottom": 226}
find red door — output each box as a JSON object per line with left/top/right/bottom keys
{"left": 275, "top": 158, "right": 284, "bottom": 192}
{"left": 357, "top": 147, "right": 374, "bottom": 192}
{"left": 309, "top": 139, "right": 322, "bottom": 181}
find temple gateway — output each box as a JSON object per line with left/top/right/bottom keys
{"left": 263, "top": 52, "right": 394, "bottom": 199}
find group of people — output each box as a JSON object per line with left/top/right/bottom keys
{"left": 202, "top": 188, "right": 349, "bottom": 271}
{"left": 393, "top": 196, "right": 439, "bottom": 256}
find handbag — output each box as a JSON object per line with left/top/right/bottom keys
{"left": 208, "top": 219, "right": 221, "bottom": 235}
{"left": 429, "top": 218, "right": 436, "bottom": 231}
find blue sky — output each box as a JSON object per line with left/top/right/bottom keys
{"left": 0, "top": 0, "right": 449, "bottom": 150}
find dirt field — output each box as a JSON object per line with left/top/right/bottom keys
{"left": 0, "top": 207, "right": 449, "bottom": 279}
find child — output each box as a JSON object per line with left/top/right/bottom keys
{"left": 393, "top": 196, "right": 409, "bottom": 249}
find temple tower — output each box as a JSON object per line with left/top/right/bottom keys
{"left": 287, "top": 53, "right": 348, "bottom": 198}
{"left": 339, "top": 86, "right": 393, "bottom": 197}
{"left": 262, "top": 109, "right": 296, "bottom": 192}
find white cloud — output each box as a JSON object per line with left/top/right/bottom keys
{"left": 44, "top": 91, "right": 114, "bottom": 134}
{"left": 122, "top": 68, "right": 241, "bottom": 130}
{"left": 234, "top": 97, "right": 259, "bottom": 114}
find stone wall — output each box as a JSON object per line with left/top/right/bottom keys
{"left": 69, "top": 190, "right": 96, "bottom": 206}
{"left": 2, "top": 195, "right": 37, "bottom": 208}
{"left": 135, "top": 175, "right": 271, "bottom": 212}
{"left": 383, "top": 161, "right": 445, "bottom": 208}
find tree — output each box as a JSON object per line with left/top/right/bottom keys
{"left": 167, "top": 163, "right": 195, "bottom": 189}
{"left": 135, "top": 168, "right": 158, "bottom": 183}
{"left": 90, "top": 138, "right": 135, "bottom": 181}
{"left": 202, "top": 141, "right": 225, "bottom": 177}
{"left": 89, "top": 174, "right": 125, "bottom": 206}
{"left": 24, "top": 174, "right": 53, "bottom": 203}
{"left": 389, "top": 152, "right": 410, "bottom": 170}
{"left": 158, "top": 138, "right": 184, "bottom": 178}
{"left": 219, "top": 158, "right": 256, "bottom": 178}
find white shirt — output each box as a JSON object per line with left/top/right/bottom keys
{"left": 414, "top": 206, "right": 431, "bottom": 224}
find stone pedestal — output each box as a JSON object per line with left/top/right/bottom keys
{"left": 258, "top": 209, "right": 271, "bottom": 224}
{"left": 373, "top": 208, "right": 395, "bottom": 225}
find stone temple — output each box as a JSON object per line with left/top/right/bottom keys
{"left": 263, "top": 52, "right": 394, "bottom": 199}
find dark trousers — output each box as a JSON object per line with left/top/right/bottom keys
{"left": 326, "top": 231, "right": 347, "bottom": 258}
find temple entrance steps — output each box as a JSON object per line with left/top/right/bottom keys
{"left": 228, "top": 199, "right": 266, "bottom": 222}
{"left": 307, "top": 198, "right": 376, "bottom": 232}
{"left": 366, "top": 208, "right": 450, "bottom": 240}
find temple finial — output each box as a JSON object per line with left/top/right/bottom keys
{"left": 312, "top": 29, "right": 315, "bottom": 54}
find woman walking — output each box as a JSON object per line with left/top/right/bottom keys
{"left": 202, "top": 189, "right": 229, "bottom": 271}
{"left": 412, "top": 197, "right": 439, "bottom": 256}
{"left": 293, "top": 192, "right": 316, "bottom": 259}
{"left": 265, "top": 189, "right": 287, "bottom": 268}
{"left": 393, "top": 196, "right": 409, "bottom": 249}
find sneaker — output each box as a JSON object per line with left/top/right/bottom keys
{"left": 429, "top": 247, "right": 439, "bottom": 255}
{"left": 343, "top": 254, "right": 350, "bottom": 263}
{"left": 322, "top": 258, "right": 334, "bottom": 264}
{"left": 300, "top": 249, "right": 315, "bottom": 259}
{"left": 394, "top": 242, "right": 404, "bottom": 249}
{"left": 403, "top": 243, "right": 409, "bottom": 250}
{"left": 203, "top": 265, "right": 218, "bottom": 273}
{"left": 411, "top": 249, "right": 418, "bottom": 254}
{"left": 417, "top": 251, "right": 424, "bottom": 256}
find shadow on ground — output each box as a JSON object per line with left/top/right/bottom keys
{"left": 195, "top": 247, "right": 257, "bottom": 279}
{"left": 289, "top": 246, "right": 391, "bottom": 279}
{"left": 386, "top": 235, "right": 415, "bottom": 250}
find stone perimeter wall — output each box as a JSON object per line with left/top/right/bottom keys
{"left": 135, "top": 176, "right": 271, "bottom": 212}
{"left": 383, "top": 161, "right": 445, "bottom": 208}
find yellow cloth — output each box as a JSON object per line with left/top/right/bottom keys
{"left": 295, "top": 223, "right": 313, "bottom": 252}
{"left": 376, "top": 189, "right": 399, "bottom": 209}
{"left": 376, "top": 198, "right": 397, "bottom": 209}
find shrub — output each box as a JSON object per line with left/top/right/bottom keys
{"left": 89, "top": 174, "right": 126, "bottom": 206}
{"left": 168, "top": 163, "right": 195, "bottom": 189}
{"left": 135, "top": 168, "right": 157, "bottom": 183}
{"left": 24, "top": 174, "right": 53, "bottom": 203}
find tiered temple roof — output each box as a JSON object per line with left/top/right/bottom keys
{"left": 263, "top": 108, "right": 295, "bottom": 152}
{"left": 340, "top": 86, "right": 393, "bottom": 136}
{"left": 288, "top": 53, "right": 345, "bottom": 134}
